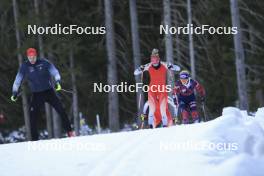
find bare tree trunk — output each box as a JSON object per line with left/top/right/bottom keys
{"left": 12, "top": 0, "right": 31, "bottom": 140}
{"left": 163, "top": 0, "right": 175, "bottom": 102}
{"left": 69, "top": 48, "right": 79, "bottom": 136}
{"left": 34, "top": 0, "right": 53, "bottom": 138}
{"left": 52, "top": 109, "right": 61, "bottom": 138}
{"left": 256, "top": 86, "right": 264, "bottom": 107}
{"left": 163, "top": 0, "right": 174, "bottom": 64}
{"left": 34, "top": 0, "right": 44, "bottom": 57}
{"left": 187, "top": 0, "right": 195, "bottom": 79}
{"left": 174, "top": 14, "right": 181, "bottom": 64}
{"left": 163, "top": 0, "right": 176, "bottom": 118}
{"left": 129, "top": 0, "right": 143, "bottom": 117}
{"left": 46, "top": 52, "right": 61, "bottom": 138}
{"left": 45, "top": 102, "right": 53, "bottom": 138}
{"left": 104, "top": 0, "right": 120, "bottom": 132}
{"left": 230, "top": 0, "right": 249, "bottom": 110}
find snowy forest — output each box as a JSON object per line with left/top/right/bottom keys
{"left": 0, "top": 0, "right": 264, "bottom": 142}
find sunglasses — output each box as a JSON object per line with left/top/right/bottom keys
{"left": 180, "top": 74, "right": 189, "bottom": 79}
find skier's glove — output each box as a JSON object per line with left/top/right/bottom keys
{"left": 139, "top": 65, "right": 145, "bottom": 71}
{"left": 173, "top": 118, "right": 179, "bottom": 124}
{"left": 173, "top": 97, "right": 178, "bottom": 106}
{"left": 55, "top": 82, "right": 62, "bottom": 92}
{"left": 11, "top": 92, "right": 18, "bottom": 102}
{"left": 140, "top": 114, "right": 147, "bottom": 121}
{"left": 134, "top": 65, "right": 145, "bottom": 75}
{"left": 167, "top": 63, "right": 181, "bottom": 71}
{"left": 167, "top": 62, "right": 173, "bottom": 69}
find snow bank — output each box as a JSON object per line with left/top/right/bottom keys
{"left": 202, "top": 107, "right": 264, "bottom": 176}
{"left": 0, "top": 107, "right": 263, "bottom": 176}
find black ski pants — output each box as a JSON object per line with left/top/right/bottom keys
{"left": 29, "top": 89, "right": 72, "bottom": 141}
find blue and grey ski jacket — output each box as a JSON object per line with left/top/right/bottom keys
{"left": 12, "top": 58, "right": 61, "bottom": 93}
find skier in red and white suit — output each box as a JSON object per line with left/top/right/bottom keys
{"left": 134, "top": 49, "right": 180, "bottom": 128}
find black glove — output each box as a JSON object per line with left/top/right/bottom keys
{"left": 173, "top": 97, "right": 178, "bottom": 106}
{"left": 167, "top": 63, "right": 173, "bottom": 69}
{"left": 139, "top": 65, "right": 145, "bottom": 71}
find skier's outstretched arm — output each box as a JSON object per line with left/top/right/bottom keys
{"left": 195, "top": 81, "right": 206, "bottom": 102}
{"left": 172, "top": 86, "right": 180, "bottom": 106}
{"left": 11, "top": 64, "right": 26, "bottom": 101}
{"left": 160, "top": 61, "right": 180, "bottom": 71}
{"left": 47, "top": 60, "right": 61, "bottom": 82}
{"left": 134, "top": 64, "right": 150, "bottom": 75}
{"left": 166, "top": 62, "right": 181, "bottom": 72}
{"left": 46, "top": 60, "right": 62, "bottom": 91}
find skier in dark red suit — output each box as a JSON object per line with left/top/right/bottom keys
{"left": 173, "top": 70, "right": 206, "bottom": 124}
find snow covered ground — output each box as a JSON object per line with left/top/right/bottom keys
{"left": 0, "top": 107, "right": 264, "bottom": 176}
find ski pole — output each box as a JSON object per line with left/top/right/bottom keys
{"left": 138, "top": 73, "right": 144, "bottom": 110}
{"left": 140, "top": 114, "right": 145, "bottom": 129}
{"left": 16, "top": 88, "right": 74, "bottom": 99}
{"left": 174, "top": 95, "right": 180, "bottom": 125}
{"left": 138, "top": 74, "right": 144, "bottom": 129}
{"left": 140, "top": 122, "right": 144, "bottom": 129}
{"left": 17, "top": 91, "right": 23, "bottom": 97}
{"left": 60, "top": 88, "right": 74, "bottom": 94}
{"left": 202, "top": 102, "right": 207, "bottom": 122}
{"left": 169, "top": 70, "right": 174, "bottom": 87}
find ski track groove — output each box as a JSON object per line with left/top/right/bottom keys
{"left": 107, "top": 133, "right": 154, "bottom": 176}
{"left": 86, "top": 131, "right": 151, "bottom": 176}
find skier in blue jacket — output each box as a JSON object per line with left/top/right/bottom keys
{"left": 11, "top": 48, "right": 74, "bottom": 140}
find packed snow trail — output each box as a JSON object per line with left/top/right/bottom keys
{"left": 0, "top": 107, "right": 264, "bottom": 176}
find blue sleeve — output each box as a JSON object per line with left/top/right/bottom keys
{"left": 46, "top": 59, "right": 61, "bottom": 82}
{"left": 12, "top": 64, "right": 26, "bottom": 93}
